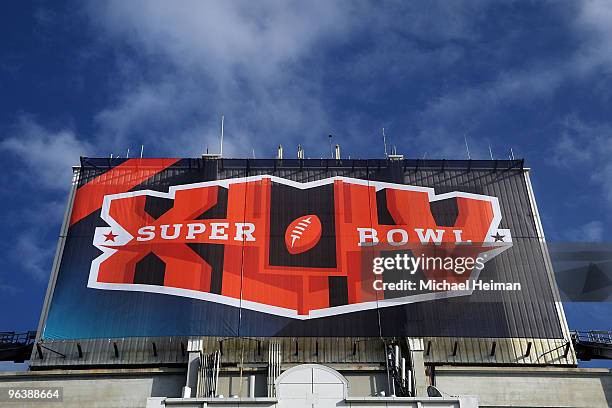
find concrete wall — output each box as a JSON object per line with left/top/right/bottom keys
{"left": 1, "top": 365, "right": 611, "bottom": 407}
{"left": 342, "top": 371, "right": 388, "bottom": 397}
{"left": 206, "top": 352, "right": 400, "bottom": 399}
{"left": 0, "top": 368, "right": 185, "bottom": 408}
{"left": 216, "top": 372, "right": 268, "bottom": 397}
{"left": 435, "top": 366, "right": 612, "bottom": 408}
{"left": 160, "top": 365, "right": 474, "bottom": 408}
{"left": 159, "top": 396, "right": 475, "bottom": 408}
{"left": 211, "top": 369, "right": 387, "bottom": 398}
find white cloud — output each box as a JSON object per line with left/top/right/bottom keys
{"left": 19, "top": 200, "right": 65, "bottom": 226}
{"left": 83, "top": 1, "right": 361, "bottom": 157}
{"left": 0, "top": 283, "right": 20, "bottom": 295}
{"left": 92, "top": 1, "right": 352, "bottom": 81}
{"left": 1, "top": 116, "right": 92, "bottom": 190}
{"left": 409, "top": 61, "right": 574, "bottom": 158}
{"left": 398, "top": 0, "right": 612, "bottom": 159}
{"left": 0, "top": 200, "right": 63, "bottom": 282}
{"left": 0, "top": 117, "right": 90, "bottom": 282}
{"left": 573, "top": 0, "right": 612, "bottom": 73}
{"left": 17, "top": 0, "right": 606, "bottom": 164}
{"left": 567, "top": 220, "right": 604, "bottom": 242}
{"left": 13, "top": 228, "right": 56, "bottom": 281}
{"left": 7, "top": 208, "right": 63, "bottom": 282}
{"left": 552, "top": 134, "right": 592, "bottom": 166}
{"left": 551, "top": 117, "right": 612, "bottom": 166}
{"left": 551, "top": 117, "right": 612, "bottom": 206}
{"left": 84, "top": 0, "right": 514, "bottom": 160}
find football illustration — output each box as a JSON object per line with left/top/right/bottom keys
{"left": 284, "top": 214, "right": 322, "bottom": 255}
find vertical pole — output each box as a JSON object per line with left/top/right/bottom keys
{"left": 383, "top": 128, "right": 388, "bottom": 157}
{"left": 394, "top": 345, "right": 400, "bottom": 368}
{"left": 384, "top": 342, "right": 392, "bottom": 396}
{"left": 220, "top": 115, "right": 224, "bottom": 157}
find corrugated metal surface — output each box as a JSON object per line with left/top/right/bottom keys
{"left": 30, "top": 337, "right": 385, "bottom": 367}
{"left": 30, "top": 335, "right": 574, "bottom": 368}
{"left": 421, "top": 337, "right": 573, "bottom": 365}
{"left": 32, "top": 158, "right": 574, "bottom": 367}
{"left": 31, "top": 336, "right": 190, "bottom": 367}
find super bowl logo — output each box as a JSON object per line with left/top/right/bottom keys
{"left": 88, "top": 176, "right": 512, "bottom": 319}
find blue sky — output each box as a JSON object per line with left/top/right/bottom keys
{"left": 1, "top": 1, "right": 611, "bottom": 368}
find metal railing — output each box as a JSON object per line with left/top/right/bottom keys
{"left": 0, "top": 331, "right": 36, "bottom": 346}
{"left": 572, "top": 330, "right": 612, "bottom": 345}
{"left": 0, "top": 331, "right": 37, "bottom": 362}
{"left": 571, "top": 330, "right": 612, "bottom": 360}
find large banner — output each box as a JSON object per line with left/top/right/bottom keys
{"left": 41, "top": 158, "right": 563, "bottom": 339}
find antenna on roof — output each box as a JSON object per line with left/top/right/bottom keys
{"left": 126, "top": 148, "right": 130, "bottom": 159}
{"left": 140, "top": 145, "right": 144, "bottom": 159}
{"left": 510, "top": 147, "right": 515, "bottom": 160}
{"left": 297, "top": 144, "right": 304, "bottom": 159}
{"left": 382, "top": 128, "right": 388, "bottom": 158}
{"left": 488, "top": 146, "right": 493, "bottom": 160}
{"left": 220, "top": 115, "right": 224, "bottom": 158}
{"left": 334, "top": 144, "right": 341, "bottom": 160}
{"left": 388, "top": 146, "right": 403, "bottom": 160}
{"left": 203, "top": 116, "right": 224, "bottom": 159}
{"left": 277, "top": 145, "right": 283, "bottom": 160}
{"left": 328, "top": 135, "right": 333, "bottom": 159}
{"left": 464, "top": 134, "right": 471, "bottom": 159}
{"left": 252, "top": 147, "right": 256, "bottom": 159}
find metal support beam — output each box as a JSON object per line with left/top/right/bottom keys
{"left": 184, "top": 339, "right": 202, "bottom": 398}
{"left": 408, "top": 338, "right": 427, "bottom": 397}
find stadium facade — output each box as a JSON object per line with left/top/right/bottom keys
{"left": 0, "top": 157, "right": 610, "bottom": 407}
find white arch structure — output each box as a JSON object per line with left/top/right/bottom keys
{"left": 275, "top": 364, "right": 348, "bottom": 408}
